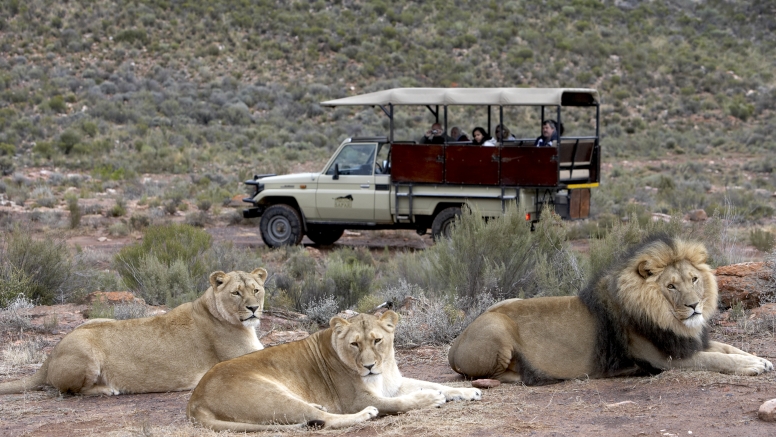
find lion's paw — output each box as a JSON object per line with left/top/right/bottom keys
{"left": 361, "top": 406, "right": 379, "bottom": 419}
{"left": 414, "top": 388, "right": 447, "bottom": 408}
{"left": 733, "top": 355, "right": 774, "bottom": 375}
{"left": 444, "top": 387, "right": 482, "bottom": 401}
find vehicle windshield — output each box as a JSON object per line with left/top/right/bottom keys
{"left": 325, "top": 143, "right": 376, "bottom": 176}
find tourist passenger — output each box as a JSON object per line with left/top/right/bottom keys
{"left": 450, "top": 126, "right": 469, "bottom": 142}
{"left": 494, "top": 124, "right": 516, "bottom": 142}
{"left": 472, "top": 127, "right": 496, "bottom": 146}
{"left": 535, "top": 120, "right": 560, "bottom": 147}
{"left": 421, "top": 122, "right": 446, "bottom": 144}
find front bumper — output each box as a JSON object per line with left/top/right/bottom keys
{"left": 242, "top": 206, "right": 265, "bottom": 219}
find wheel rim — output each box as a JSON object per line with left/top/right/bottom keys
{"left": 441, "top": 219, "right": 455, "bottom": 238}
{"left": 267, "top": 215, "right": 291, "bottom": 242}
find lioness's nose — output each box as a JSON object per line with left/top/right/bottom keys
{"left": 364, "top": 364, "right": 374, "bottom": 371}
{"left": 686, "top": 302, "right": 698, "bottom": 310}
{"left": 247, "top": 305, "right": 260, "bottom": 312}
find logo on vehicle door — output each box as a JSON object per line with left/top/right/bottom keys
{"left": 334, "top": 194, "right": 353, "bottom": 208}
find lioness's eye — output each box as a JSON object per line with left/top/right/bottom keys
{"left": 692, "top": 277, "right": 698, "bottom": 283}
{"left": 231, "top": 291, "right": 240, "bottom": 296}
{"left": 374, "top": 338, "right": 382, "bottom": 344}
{"left": 254, "top": 288, "right": 260, "bottom": 294}
{"left": 350, "top": 342, "right": 358, "bottom": 347}
{"left": 667, "top": 284, "right": 675, "bottom": 290}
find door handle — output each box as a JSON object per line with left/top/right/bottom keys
{"left": 360, "top": 184, "right": 370, "bottom": 188}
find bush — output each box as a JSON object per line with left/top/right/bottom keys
{"left": 126, "top": 255, "right": 198, "bottom": 307}
{"left": 0, "top": 228, "right": 75, "bottom": 304}
{"left": 415, "top": 204, "right": 573, "bottom": 301}
{"left": 0, "top": 264, "right": 34, "bottom": 309}
{"left": 324, "top": 258, "right": 375, "bottom": 308}
{"left": 393, "top": 292, "right": 497, "bottom": 347}
{"left": 750, "top": 228, "right": 776, "bottom": 253}
{"left": 67, "top": 196, "right": 81, "bottom": 229}
{"left": 115, "top": 223, "right": 212, "bottom": 293}
{"left": 303, "top": 294, "right": 339, "bottom": 326}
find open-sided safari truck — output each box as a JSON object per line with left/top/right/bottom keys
{"left": 243, "top": 87, "right": 601, "bottom": 247}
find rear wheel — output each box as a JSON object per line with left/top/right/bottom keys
{"left": 306, "top": 226, "right": 344, "bottom": 246}
{"left": 431, "top": 207, "right": 462, "bottom": 241}
{"left": 259, "top": 204, "right": 304, "bottom": 248}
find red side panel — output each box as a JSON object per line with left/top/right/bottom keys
{"left": 391, "top": 143, "right": 444, "bottom": 183}
{"left": 501, "top": 147, "right": 558, "bottom": 186}
{"left": 445, "top": 145, "right": 499, "bottom": 185}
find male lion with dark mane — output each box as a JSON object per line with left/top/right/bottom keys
{"left": 0, "top": 268, "right": 268, "bottom": 396}
{"left": 448, "top": 236, "right": 773, "bottom": 385}
{"left": 187, "top": 311, "right": 481, "bottom": 431}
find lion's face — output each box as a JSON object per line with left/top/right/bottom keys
{"left": 330, "top": 312, "right": 398, "bottom": 378}
{"left": 622, "top": 238, "right": 718, "bottom": 335}
{"left": 211, "top": 268, "right": 268, "bottom": 328}
{"left": 652, "top": 260, "right": 709, "bottom": 328}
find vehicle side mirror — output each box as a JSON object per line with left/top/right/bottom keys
{"left": 333, "top": 163, "right": 339, "bottom": 180}
{"left": 383, "top": 160, "right": 389, "bottom": 173}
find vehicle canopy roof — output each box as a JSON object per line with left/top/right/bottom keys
{"left": 320, "top": 87, "right": 599, "bottom": 107}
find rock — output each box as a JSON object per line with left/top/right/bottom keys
{"left": 749, "top": 303, "right": 776, "bottom": 319}
{"left": 85, "top": 291, "right": 145, "bottom": 306}
{"left": 261, "top": 330, "right": 309, "bottom": 347}
{"left": 336, "top": 309, "right": 359, "bottom": 319}
{"left": 228, "top": 194, "right": 246, "bottom": 207}
{"left": 471, "top": 379, "right": 501, "bottom": 389}
{"left": 758, "top": 398, "right": 776, "bottom": 422}
{"left": 305, "top": 247, "right": 323, "bottom": 259}
{"left": 685, "top": 209, "right": 708, "bottom": 221}
{"left": 715, "top": 262, "right": 775, "bottom": 310}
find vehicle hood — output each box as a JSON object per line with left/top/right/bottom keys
{"left": 259, "top": 173, "right": 319, "bottom": 187}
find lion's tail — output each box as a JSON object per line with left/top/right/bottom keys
{"left": 0, "top": 357, "right": 49, "bottom": 395}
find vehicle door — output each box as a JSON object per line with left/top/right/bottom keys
{"left": 316, "top": 143, "right": 377, "bottom": 221}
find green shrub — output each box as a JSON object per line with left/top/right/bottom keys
{"left": 127, "top": 255, "right": 198, "bottom": 307}
{"left": 67, "top": 196, "right": 82, "bottom": 229}
{"left": 115, "top": 223, "right": 212, "bottom": 293}
{"left": 750, "top": 228, "right": 776, "bottom": 253}
{"left": 0, "top": 142, "right": 15, "bottom": 156}
{"left": 1, "top": 228, "right": 74, "bottom": 304}
{"left": 324, "top": 259, "right": 375, "bottom": 308}
{"left": 417, "top": 204, "right": 563, "bottom": 301}
{"left": 0, "top": 264, "right": 34, "bottom": 309}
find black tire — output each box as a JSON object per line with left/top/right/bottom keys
{"left": 306, "top": 226, "right": 344, "bottom": 246}
{"left": 431, "top": 207, "right": 462, "bottom": 241}
{"left": 259, "top": 204, "right": 304, "bottom": 248}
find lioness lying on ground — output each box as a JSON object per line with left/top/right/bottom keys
{"left": 187, "top": 311, "right": 482, "bottom": 431}
{"left": 0, "top": 268, "right": 268, "bottom": 396}
{"left": 448, "top": 236, "right": 773, "bottom": 385}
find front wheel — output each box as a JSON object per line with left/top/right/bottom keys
{"left": 306, "top": 226, "right": 344, "bottom": 246}
{"left": 259, "top": 204, "right": 304, "bottom": 248}
{"left": 431, "top": 207, "right": 462, "bottom": 241}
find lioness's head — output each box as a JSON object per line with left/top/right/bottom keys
{"left": 210, "top": 268, "right": 268, "bottom": 328}
{"left": 618, "top": 238, "right": 718, "bottom": 335}
{"left": 330, "top": 311, "right": 398, "bottom": 378}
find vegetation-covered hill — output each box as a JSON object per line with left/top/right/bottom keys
{"left": 0, "top": 0, "right": 775, "bottom": 223}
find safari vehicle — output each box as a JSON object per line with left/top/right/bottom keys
{"left": 243, "top": 87, "right": 601, "bottom": 247}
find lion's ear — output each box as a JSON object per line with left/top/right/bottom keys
{"left": 380, "top": 310, "right": 399, "bottom": 331}
{"left": 251, "top": 267, "right": 268, "bottom": 283}
{"left": 209, "top": 271, "right": 227, "bottom": 288}
{"left": 330, "top": 316, "right": 350, "bottom": 330}
{"left": 637, "top": 261, "right": 652, "bottom": 278}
